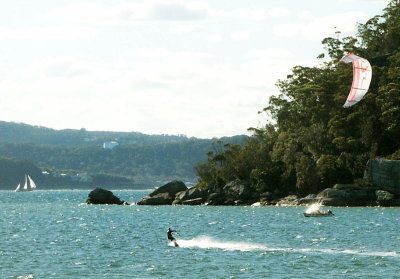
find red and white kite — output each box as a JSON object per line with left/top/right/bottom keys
{"left": 340, "top": 53, "right": 372, "bottom": 108}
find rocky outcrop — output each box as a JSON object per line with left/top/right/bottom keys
{"left": 259, "top": 192, "right": 273, "bottom": 203}
{"left": 298, "top": 194, "right": 320, "bottom": 205}
{"left": 276, "top": 195, "right": 299, "bottom": 206}
{"left": 86, "top": 188, "right": 129, "bottom": 205}
{"left": 375, "top": 190, "right": 400, "bottom": 206}
{"left": 222, "top": 179, "right": 260, "bottom": 205}
{"left": 317, "top": 187, "right": 349, "bottom": 206}
{"left": 139, "top": 192, "right": 173, "bottom": 205}
{"left": 137, "top": 180, "right": 187, "bottom": 205}
{"left": 135, "top": 179, "right": 259, "bottom": 206}
{"left": 172, "top": 187, "right": 207, "bottom": 205}
{"left": 133, "top": 158, "right": 400, "bottom": 207}
{"left": 316, "top": 184, "right": 377, "bottom": 206}
{"left": 205, "top": 190, "right": 226, "bottom": 205}
{"left": 182, "top": 197, "right": 204, "bottom": 205}
{"left": 364, "top": 159, "right": 400, "bottom": 195}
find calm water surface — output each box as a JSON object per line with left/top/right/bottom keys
{"left": 1, "top": 190, "right": 399, "bottom": 278}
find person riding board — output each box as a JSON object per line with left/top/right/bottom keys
{"left": 167, "top": 228, "right": 179, "bottom": 247}
{"left": 167, "top": 228, "right": 176, "bottom": 242}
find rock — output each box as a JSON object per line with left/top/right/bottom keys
{"left": 86, "top": 188, "right": 128, "bottom": 205}
{"left": 375, "top": 190, "right": 400, "bottom": 206}
{"left": 139, "top": 193, "right": 174, "bottom": 205}
{"left": 182, "top": 197, "right": 204, "bottom": 205}
{"left": 317, "top": 188, "right": 350, "bottom": 206}
{"left": 336, "top": 184, "right": 377, "bottom": 206}
{"left": 174, "top": 190, "right": 187, "bottom": 202}
{"left": 223, "top": 179, "right": 260, "bottom": 205}
{"left": 251, "top": 202, "right": 262, "bottom": 207}
{"left": 205, "top": 192, "right": 226, "bottom": 205}
{"left": 376, "top": 189, "right": 395, "bottom": 200}
{"left": 364, "top": 159, "right": 400, "bottom": 195}
{"left": 333, "top": 184, "right": 362, "bottom": 191}
{"left": 316, "top": 185, "right": 377, "bottom": 206}
{"left": 298, "top": 194, "right": 320, "bottom": 205}
{"left": 148, "top": 180, "right": 188, "bottom": 197}
{"left": 260, "top": 192, "right": 272, "bottom": 202}
{"left": 137, "top": 180, "right": 187, "bottom": 205}
{"left": 185, "top": 187, "right": 206, "bottom": 199}
{"left": 318, "top": 188, "right": 348, "bottom": 199}
{"left": 223, "top": 179, "right": 250, "bottom": 199}
{"left": 172, "top": 187, "right": 207, "bottom": 205}
{"left": 276, "top": 195, "right": 299, "bottom": 206}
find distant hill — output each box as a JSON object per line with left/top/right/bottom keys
{"left": 0, "top": 156, "right": 42, "bottom": 189}
{"left": 0, "top": 121, "right": 248, "bottom": 188}
{"left": 0, "top": 121, "right": 196, "bottom": 147}
{"left": 0, "top": 155, "right": 136, "bottom": 190}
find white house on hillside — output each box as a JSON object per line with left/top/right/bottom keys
{"left": 103, "top": 141, "right": 119, "bottom": 149}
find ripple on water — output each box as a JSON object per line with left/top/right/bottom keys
{"left": 0, "top": 191, "right": 399, "bottom": 278}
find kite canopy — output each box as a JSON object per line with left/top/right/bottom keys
{"left": 340, "top": 53, "right": 372, "bottom": 108}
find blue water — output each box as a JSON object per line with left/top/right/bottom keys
{"left": 1, "top": 190, "right": 399, "bottom": 278}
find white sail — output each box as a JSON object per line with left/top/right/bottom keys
{"left": 28, "top": 175, "right": 37, "bottom": 189}
{"left": 23, "top": 175, "right": 28, "bottom": 190}
{"left": 16, "top": 174, "right": 37, "bottom": 192}
{"left": 340, "top": 53, "right": 372, "bottom": 108}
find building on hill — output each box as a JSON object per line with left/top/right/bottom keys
{"left": 103, "top": 141, "right": 119, "bottom": 149}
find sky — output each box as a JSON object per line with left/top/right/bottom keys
{"left": 0, "top": 0, "right": 390, "bottom": 138}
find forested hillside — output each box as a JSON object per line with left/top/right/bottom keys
{"left": 0, "top": 157, "right": 42, "bottom": 188}
{"left": 0, "top": 121, "right": 193, "bottom": 147}
{"left": 0, "top": 155, "right": 135, "bottom": 190}
{"left": 195, "top": 1, "right": 400, "bottom": 196}
{"left": 0, "top": 140, "right": 210, "bottom": 185}
{"left": 0, "top": 122, "right": 247, "bottom": 188}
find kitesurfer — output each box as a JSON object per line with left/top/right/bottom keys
{"left": 167, "top": 228, "right": 176, "bottom": 242}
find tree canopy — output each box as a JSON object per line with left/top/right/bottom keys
{"left": 195, "top": 0, "right": 400, "bottom": 196}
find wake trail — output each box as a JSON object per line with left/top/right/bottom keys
{"left": 170, "top": 236, "right": 398, "bottom": 258}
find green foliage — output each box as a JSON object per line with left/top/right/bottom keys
{"left": 0, "top": 121, "right": 198, "bottom": 147}
{"left": 0, "top": 124, "right": 247, "bottom": 187}
{"left": 91, "top": 173, "right": 132, "bottom": 187}
{"left": 196, "top": 0, "right": 400, "bottom": 196}
{"left": 0, "top": 156, "right": 42, "bottom": 189}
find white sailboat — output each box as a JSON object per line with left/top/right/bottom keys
{"left": 15, "top": 175, "right": 37, "bottom": 192}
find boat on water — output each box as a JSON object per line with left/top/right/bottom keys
{"left": 15, "top": 175, "right": 37, "bottom": 192}
{"left": 303, "top": 203, "right": 334, "bottom": 217}
{"left": 303, "top": 211, "right": 334, "bottom": 217}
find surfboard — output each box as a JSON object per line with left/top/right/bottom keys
{"left": 173, "top": 240, "right": 179, "bottom": 247}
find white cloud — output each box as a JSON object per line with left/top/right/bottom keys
{"left": 0, "top": 25, "right": 96, "bottom": 40}
{"left": 0, "top": 45, "right": 287, "bottom": 137}
{"left": 49, "top": 2, "right": 145, "bottom": 24}
{"left": 171, "top": 24, "right": 203, "bottom": 35}
{"left": 298, "top": 10, "right": 313, "bottom": 20}
{"left": 208, "top": 33, "right": 222, "bottom": 41}
{"left": 49, "top": 1, "right": 209, "bottom": 24}
{"left": 149, "top": 0, "right": 208, "bottom": 20}
{"left": 0, "top": 0, "right": 389, "bottom": 137}
{"left": 267, "top": 7, "right": 291, "bottom": 18}
{"left": 274, "top": 11, "right": 369, "bottom": 40}
{"left": 211, "top": 7, "right": 290, "bottom": 20}
{"left": 48, "top": 2, "right": 292, "bottom": 25}
{"left": 231, "top": 31, "right": 251, "bottom": 41}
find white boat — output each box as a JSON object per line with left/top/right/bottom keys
{"left": 15, "top": 175, "right": 37, "bottom": 192}
{"left": 303, "top": 203, "right": 334, "bottom": 217}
